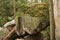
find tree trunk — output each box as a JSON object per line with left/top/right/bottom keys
{"left": 49, "top": 0, "right": 55, "bottom": 40}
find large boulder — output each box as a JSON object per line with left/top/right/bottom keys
{"left": 16, "top": 3, "right": 49, "bottom": 35}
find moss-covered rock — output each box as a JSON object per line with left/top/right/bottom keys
{"left": 15, "top": 3, "right": 50, "bottom": 40}
{"left": 16, "top": 3, "right": 49, "bottom": 34}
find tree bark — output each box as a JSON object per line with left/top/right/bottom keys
{"left": 49, "top": 0, "right": 55, "bottom": 40}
